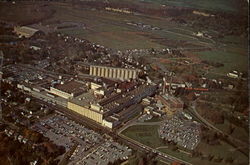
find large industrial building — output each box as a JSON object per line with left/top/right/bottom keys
{"left": 66, "top": 79, "right": 157, "bottom": 128}
{"left": 89, "top": 65, "right": 141, "bottom": 81}
{"left": 14, "top": 70, "right": 157, "bottom": 129}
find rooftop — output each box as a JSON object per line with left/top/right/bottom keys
{"left": 53, "top": 81, "right": 85, "bottom": 94}
{"left": 69, "top": 90, "right": 96, "bottom": 107}
{"left": 14, "top": 26, "right": 39, "bottom": 36}
{"left": 161, "top": 95, "right": 183, "bottom": 105}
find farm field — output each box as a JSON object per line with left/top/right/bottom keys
{"left": 197, "top": 50, "right": 248, "bottom": 74}
{"left": 37, "top": 2, "right": 246, "bottom": 79}
{"left": 94, "top": 0, "right": 241, "bottom": 13}
{"left": 133, "top": 0, "right": 240, "bottom": 12}
{"left": 40, "top": 2, "right": 216, "bottom": 50}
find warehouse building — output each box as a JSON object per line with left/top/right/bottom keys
{"left": 67, "top": 82, "right": 157, "bottom": 127}
{"left": 14, "top": 26, "right": 44, "bottom": 38}
{"left": 89, "top": 65, "right": 141, "bottom": 81}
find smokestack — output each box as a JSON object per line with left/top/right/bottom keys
{"left": 163, "top": 77, "right": 166, "bottom": 94}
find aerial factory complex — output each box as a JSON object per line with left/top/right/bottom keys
{"left": 0, "top": 0, "right": 248, "bottom": 165}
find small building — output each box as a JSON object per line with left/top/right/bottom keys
{"left": 30, "top": 46, "right": 41, "bottom": 51}
{"left": 227, "top": 72, "right": 238, "bottom": 79}
{"left": 144, "top": 106, "right": 154, "bottom": 114}
{"left": 142, "top": 97, "right": 151, "bottom": 105}
{"left": 18, "top": 135, "right": 24, "bottom": 143}
{"left": 227, "top": 70, "right": 242, "bottom": 79}
{"left": 14, "top": 26, "right": 44, "bottom": 38}
{"left": 90, "top": 82, "right": 102, "bottom": 90}
{"left": 102, "top": 116, "right": 120, "bottom": 129}
{"left": 152, "top": 110, "right": 164, "bottom": 117}
{"left": 157, "top": 95, "right": 184, "bottom": 114}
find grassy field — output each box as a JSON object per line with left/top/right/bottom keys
{"left": 196, "top": 141, "right": 248, "bottom": 165}
{"left": 158, "top": 148, "right": 192, "bottom": 163}
{"left": 197, "top": 49, "right": 248, "bottom": 74}
{"left": 136, "top": 0, "right": 239, "bottom": 12}
{"left": 95, "top": 0, "right": 240, "bottom": 13}
{"left": 39, "top": 2, "right": 216, "bottom": 50}
{"left": 122, "top": 125, "right": 165, "bottom": 148}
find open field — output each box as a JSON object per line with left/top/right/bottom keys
{"left": 93, "top": 0, "right": 241, "bottom": 13}
{"left": 122, "top": 123, "right": 248, "bottom": 165}
{"left": 140, "top": 0, "right": 239, "bottom": 12}
{"left": 196, "top": 141, "right": 248, "bottom": 165}
{"left": 0, "top": 2, "right": 54, "bottom": 24}
{"left": 121, "top": 125, "right": 164, "bottom": 148}
{"left": 39, "top": 2, "right": 216, "bottom": 50}
{"left": 196, "top": 49, "right": 247, "bottom": 74}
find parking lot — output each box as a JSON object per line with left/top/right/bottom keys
{"left": 31, "top": 113, "right": 131, "bottom": 164}
{"left": 159, "top": 114, "right": 201, "bottom": 150}
{"left": 72, "top": 139, "right": 131, "bottom": 165}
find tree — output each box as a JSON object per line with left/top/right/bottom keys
{"left": 225, "top": 156, "right": 233, "bottom": 164}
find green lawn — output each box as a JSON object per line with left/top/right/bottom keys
{"left": 197, "top": 50, "right": 248, "bottom": 74}
{"left": 121, "top": 125, "right": 165, "bottom": 148}
{"left": 139, "top": 0, "right": 239, "bottom": 12}
{"left": 158, "top": 148, "right": 192, "bottom": 163}
{"left": 42, "top": 3, "right": 214, "bottom": 50}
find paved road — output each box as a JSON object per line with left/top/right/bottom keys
{"left": 191, "top": 101, "right": 248, "bottom": 150}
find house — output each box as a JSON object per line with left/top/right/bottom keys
{"left": 18, "top": 135, "right": 24, "bottom": 143}
{"left": 227, "top": 70, "right": 242, "bottom": 79}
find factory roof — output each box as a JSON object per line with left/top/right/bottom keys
{"left": 160, "top": 95, "right": 183, "bottom": 105}
{"left": 105, "top": 116, "right": 118, "bottom": 122}
{"left": 117, "top": 81, "right": 137, "bottom": 90}
{"left": 93, "top": 77, "right": 120, "bottom": 87}
{"left": 98, "top": 92, "right": 122, "bottom": 106}
{"left": 53, "top": 81, "right": 85, "bottom": 94}
{"left": 90, "top": 65, "right": 141, "bottom": 72}
{"left": 116, "top": 104, "right": 141, "bottom": 117}
{"left": 14, "top": 26, "right": 41, "bottom": 37}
